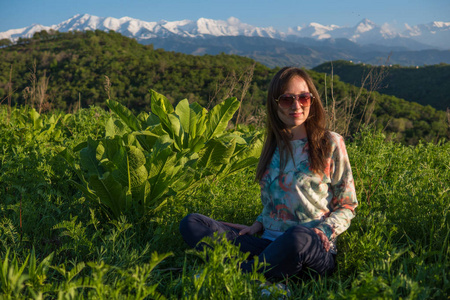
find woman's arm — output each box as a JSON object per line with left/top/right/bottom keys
{"left": 315, "top": 134, "right": 358, "bottom": 241}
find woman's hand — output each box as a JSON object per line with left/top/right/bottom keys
{"left": 220, "top": 221, "right": 263, "bottom": 236}
{"left": 313, "top": 228, "right": 330, "bottom": 252}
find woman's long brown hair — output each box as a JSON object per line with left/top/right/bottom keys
{"left": 255, "top": 67, "right": 331, "bottom": 181}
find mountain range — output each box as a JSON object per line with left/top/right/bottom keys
{"left": 2, "top": 14, "right": 450, "bottom": 68}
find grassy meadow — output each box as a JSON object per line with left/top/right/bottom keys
{"left": 0, "top": 102, "right": 449, "bottom": 299}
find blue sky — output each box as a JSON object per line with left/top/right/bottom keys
{"left": 0, "top": 0, "right": 449, "bottom": 32}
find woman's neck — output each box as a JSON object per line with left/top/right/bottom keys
{"left": 290, "top": 124, "right": 307, "bottom": 140}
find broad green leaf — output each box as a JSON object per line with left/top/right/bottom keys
{"left": 148, "top": 160, "right": 176, "bottom": 201}
{"left": 189, "top": 135, "right": 207, "bottom": 153}
{"left": 69, "top": 180, "right": 98, "bottom": 203}
{"left": 232, "top": 131, "right": 264, "bottom": 161}
{"left": 106, "top": 99, "right": 141, "bottom": 131}
{"left": 193, "top": 112, "right": 207, "bottom": 139}
{"left": 175, "top": 99, "right": 190, "bottom": 134}
{"left": 150, "top": 109, "right": 170, "bottom": 136}
{"left": 150, "top": 89, "right": 174, "bottom": 116}
{"left": 205, "top": 97, "right": 239, "bottom": 140}
{"left": 39, "top": 114, "right": 61, "bottom": 137}
{"left": 176, "top": 99, "right": 208, "bottom": 148}
{"left": 30, "top": 108, "right": 43, "bottom": 130}
{"left": 62, "top": 113, "right": 72, "bottom": 123}
{"left": 167, "top": 113, "right": 184, "bottom": 150}
{"left": 111, "top": 145, "right": 129, "bottom": 187}
{"left": 137, "top": 111, "right": 149, "bottom": 129}
{"left": 226, "top": 157, "right": 260, "bottom": 176}
{"left": 149, "top": 90, "right": 176, "bottom": 138}
{"left": 147, "top": 123, "right": 168, "bottom": 137}
{"left": 147, "top": 146, "right": 176, "bottom": 185}
{"left": 197, "top": 138, "right": 236, "bottom": 171}
{"left": 79, "top": 138, "right": 103, "bottom": 177}
{"left": 89, "top": 172, "right": 125, "bottom": 218}
{"left": 145, "top": 113, "right": 161, "bottom": 128}
{"left": 99, "top": 160, "right": 116, "bottom": 174}
{"left": 189, "top": 102, "right": 207, "bottom": 140}
{"left": 170, "top": 158, "right": 200, "bottom": 193}
{"left": 132, "top": 181, "right": 151, "bottom": 209}
{"left": 128, "top": 145, "right": 146, "bottom": 170}
{"left": 127, "top": 146, "right": 148, "bottom": 189}
{"left": 57, "top": 147, "right": 74, "bottom": 165}
{"left": 73, "top": 141, "right": 87, "bottom": 152}
{"left": 123, "top": 132, "right": 137, "bottom": 147}
{"left": 133, "top": 130, "right": 164, "bottom": 152}
{"left": 105, "top": 118, "right": 128, "bottom": 138}
{"left": 189, "top": 102, "right": 206, "bottom": 115}
{"left": 137, "top": 111, "right": 161, "bottom": 130}
{"left": 102, "top": 137, "right": 122, "bottom": 163}
{"left": 125, "top": 189, "right": 133, "bottom": 213}
{"left": 147, "top": 138, "right": 179, "bottom": 200}
{"left": 216, "top": 132, "right": 247, "bottom": 145}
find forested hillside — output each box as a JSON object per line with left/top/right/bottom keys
{"left": 0, "top": 30, "right": 273, "bottom": 113}
{"left": 313, "top": 60, "right": 450, "bottom": 111}
{"left": 0, "top": 30, "right": 448, "bottom": 144}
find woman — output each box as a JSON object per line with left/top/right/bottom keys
{"left": 180, "top": 67, "right": 358, "bottom": 279}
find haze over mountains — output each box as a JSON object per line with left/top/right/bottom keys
{"left": 2, "top": 14, "right": 450, "bottom": 68}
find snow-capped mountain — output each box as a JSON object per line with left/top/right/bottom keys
{"left": 1, "top": 14, "right": 449, "bottom": 50}
{"left": 0, "top": 14, "right": 283, "bottom": 41}
{"left": 287, "top": 23, "right": 340, "bottom": 39}
{"left": 286, "top": 18, "right": 442, "bottom": 50}
{"left": 403, "top": 21, "right": 450, "bottom": 49}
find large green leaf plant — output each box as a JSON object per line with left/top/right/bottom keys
{"left": 62, "top": 90, "right": 263, "bottom": 219}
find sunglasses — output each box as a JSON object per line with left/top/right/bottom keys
{"left": 275, "top": 93, "right": 314, "bottom": 108}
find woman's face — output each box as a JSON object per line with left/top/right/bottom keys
{"left": 276, "top": 76, "right": 311, "bottom": 139}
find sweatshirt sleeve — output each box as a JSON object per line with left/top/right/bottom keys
{"left": 315, "top": 134, "right": 358, "bottom": 240}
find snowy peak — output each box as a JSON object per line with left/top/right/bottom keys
{"left": 349, "top": 18, "right": 393, "bottom": 42}
{"left": 403, "top": 20, "right": 450, "bottom": 34}
{"left": 0, "top": 24, "right": 53, "bottom": 41}
{"left": 191, "top": 17, "right": 281, "bottom": 38}
{"left": 38, "top": 14, "right": 284, "bottom": 39}
{"left": 286, "top": 18, "right": 439, "bottom": 48}
{"left": 402, "top": 21, "right": 450, "bottom": 49}
{"left": 0, "top": 14, "right": 449, "bottom": 50}
{"left": 287, "top": 18, "right": 390, "bottom": 42}
{"left": 354, "top": 18, "right": 377, "bottom": 33}
{"left": 288, "top": 22, "right": 340, "bottom": 39}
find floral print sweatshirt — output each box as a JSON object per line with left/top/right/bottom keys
{"left": 257, "top": 132, "right": 358, "bottom": 253}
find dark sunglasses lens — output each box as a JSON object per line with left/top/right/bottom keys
{"left": 278, "top": 95, "right": 294, "bottom": 107}
{"left": 299, "top": 93, "right": 311, "bottom": 106}
{"left": 278, "top": 94, "right": 312, "bottom": 107}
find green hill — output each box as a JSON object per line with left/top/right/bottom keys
{"left": 0, "top": 30, "right": 448, "bottom": 144}
{"left": 0, "top": 30, "right": 273, "bottom": 113}
{"left": 313, "top": 60, "right": 450, "bottom": 111}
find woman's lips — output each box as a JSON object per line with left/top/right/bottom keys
{"left": 290, "top": 112, "right": 303, "bottom": 118}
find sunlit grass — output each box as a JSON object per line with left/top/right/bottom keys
{"left": 1, "top": 106, "right": 449, "bottom": 299}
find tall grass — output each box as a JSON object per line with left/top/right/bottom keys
{"left": 0, "top": 105, "right": 449, "bottom": 299}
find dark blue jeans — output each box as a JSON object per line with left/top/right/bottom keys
{"left": 179, "top": 213, "right": 336, "bottom": 279}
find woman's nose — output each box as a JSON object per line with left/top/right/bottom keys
{"left": 292, "top": 98, "right": 302, "bottom": 109}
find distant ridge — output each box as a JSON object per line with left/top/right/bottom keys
{"left": 313, "top": 60, "right": 450, "bottom": 111}
{"left": 2, "top": 14, "right": 449, "bottom": 68}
